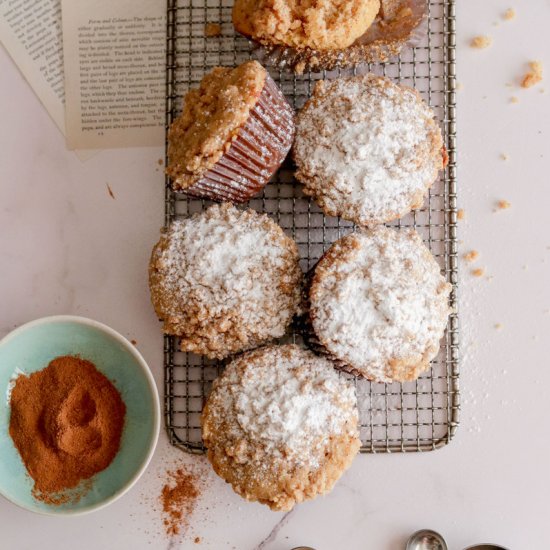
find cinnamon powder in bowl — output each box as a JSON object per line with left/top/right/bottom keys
{"left": 9, "top": 355, "right": 126, "bottom": 505}
{"left": 0, "top": 316, "right": 160, "bottom": 515}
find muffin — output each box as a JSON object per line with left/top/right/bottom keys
{"left": 233, "top": 0, "right": 381, "bottom": 51}
{"left": 233, "top": 0, "right": 428, "bottom": 73}
{"left": 149, "top": 204, "right": 303, "bottom": 359}
{"left": 167, "top": 61, "right": 294, "bottom": 202}
{"left": 202, "top": 345, "right": 360, "bottom": 511}
{"left": 306, "top": 226, "right": 452, "bottom": 383}
{"left": 294, "top": 74, "right": 447, "bottom": 226}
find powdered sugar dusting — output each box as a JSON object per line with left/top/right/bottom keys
{"left": 206, "top": 345, "right": 359, "bottom": 468}
{"left": 310, "top": 227, "right": 452, "bottom": 382}
{"left": 294, "top": 74, "right": 444, "bottom": 225}
{"left": 149, "top": 204, "right": 303, "bottom": 359}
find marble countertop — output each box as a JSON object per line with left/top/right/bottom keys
{"left": 1, "top": 1, "right": 549, "bottom": 548}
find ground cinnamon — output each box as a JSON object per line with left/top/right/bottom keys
{"left": 161, "top": 467, "right": 201, "bottom": 536}
{"left": 9, "top": 355, "right": 126, "bottom": 504}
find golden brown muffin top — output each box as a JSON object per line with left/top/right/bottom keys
{"left": 167, "top": 61, "right": 267, "bottom": 190}
{"left": 202, "top": 345, "right": 360, "bottom": 511}
{"left": 233, "top": 0, "right": 381, "bottom": 50}
{"left": 148, "top": 204, "right": 303, "bottom": 360}
{"left": 294, "top": 74, "right": 445, "bottom": 226}
{"left": 309, "top": 226, "right": 452, "bottom": 382}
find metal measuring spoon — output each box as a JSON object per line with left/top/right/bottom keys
{"left": 291, "top": 536, "right": 510, "bottom": 550}
{"left": 407, "top": 530, "right": 510, "bottom": 550}
{"left": 406, "top": 529, "right": 448, "bottom": 550}
{"left": 291, "top": 533, "right": 448, "bottom": 550}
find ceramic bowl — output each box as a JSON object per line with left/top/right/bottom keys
{"left": 0, "top": 315, "right": 160, "bottom": 515}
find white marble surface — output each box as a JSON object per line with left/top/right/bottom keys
{"left": 1, "top": 1, "right": 550, "bottom": 548}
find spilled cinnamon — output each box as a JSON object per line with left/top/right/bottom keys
{"left": 9, "top": 355, "right": 126, "bottom": 504}
{"left": 161, "top": 467, "right": 201, "bottom": 536}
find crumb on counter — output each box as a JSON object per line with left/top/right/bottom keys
{"left": 495, "top": 323, "right": 503, "bottom": 330}
{"left": 456, "top": 81, "right": 463, "bottom": 91}
{"left": 131, "top": 339, "right": 138, "bottom": 346}
{"left": 472, "top": 268, "right": 485, "bottom": 277}
{"left": 496, "top": 199, "right": 512, "bottom": 210}
{"left": 521, "top": 61, "right": 543, "bottom": 88}
{"left": 510, "top": 96, "right": 519, "bottom": 103}
{"left": 457, "top": 208, "right": 465, "bottom": 220}
{"left": 470, "top": 36, "right": 492, "bottom": 49}
{"left": 503, "top": 8, "right": 516, "bottom": 21}
{"left": 464, "top": 250, "right": 479, "bottom": 263}
{"left": 194, "top": 537, "right": 201, "bottom": 544}
{"left": 205, "top": 23, "right": 222, "bottom": 37}
{"left": 500, "top": 153, "right": 509, "bottom": 161}
{"left": 157, "top": 158, "right": 163, "bottom": 166}
{"left": 106, "top": 183, "right": 115, "bottom": 199}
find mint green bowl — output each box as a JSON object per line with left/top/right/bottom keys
{"left": 0, "top": 315, "right": 160, "bottom": 516}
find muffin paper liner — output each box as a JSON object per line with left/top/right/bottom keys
{"left": 248, "top": 0, "right": 428, "bottom": 74}
{"left": 183, "top": 73, "right": 295, "bottom": 203}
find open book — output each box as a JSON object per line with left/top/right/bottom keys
{"left": 0, "top": 0, "right": 165, "bottom": 152}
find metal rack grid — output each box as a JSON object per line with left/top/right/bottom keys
{"left": 164, "top": 0, "right": 459, "bottom": 454}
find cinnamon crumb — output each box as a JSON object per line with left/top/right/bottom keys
{"left": 106, "top": 183, "right": 115, "bottom": 199}
{"left": 470, "top": 36, "right": 492, "bottom": 49}
{"left": 503, "top": 8, "right": 516, "bottom": 21}
{"left": 396, "top": 6, "right": 413, "bottom": 19}
{"left": 194, "top": 537, "right": 201, "bottom": 544}
{"left": 157, "top": 158, "right": 163, "bottom": 166}
{"left": 521, "top": 61, "right": 543, "bottom": 88}
{"left": 496, "top": 200, "right": 511, "bottom": 210}
{"left": 131, "top": 339, "right": 138, "bottom": 346}
{"left": 205, "top": 23, "right": 222, "bottom": 37}
{"left": 463, "top": 250, "right": 479, "bottom": 263}
{"left": 295, "top": 61, "right": 306, "bottom": 75}
{"left": 472, "top": 268, "right": 485, "bottom": 277}
{"left": 457, "top": 209, "right": 465, "bottom": 220}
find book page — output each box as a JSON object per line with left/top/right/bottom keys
{"left": 0, "top": 0, "right": 65, "bottom": 134}
{"left": 0, "top": 0, "right": 100, "bottom": 160}
{"left": 61, "top": 0, "right": 165, "bottom": 150}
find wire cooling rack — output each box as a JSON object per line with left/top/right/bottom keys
{"left": 164, "top": 0, "right": 459, "bottom": 453}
